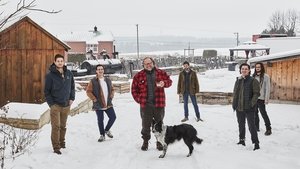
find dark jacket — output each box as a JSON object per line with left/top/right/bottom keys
{"left": 44, "top": 63, "right": 75, "bottom": 107}
{"left": 86, "top": 76, "right": 114, "bottom": 110}
{"left": 232, "top": 75, "right": 260, "bottom": 111}
{"left": 131, "top": 67, "right": 172, "bottom": 108}
{"left": 177, "top": 69, "right": 199, "bottom": 95}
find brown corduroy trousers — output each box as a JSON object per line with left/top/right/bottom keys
{"left": 50, "top": 104, "right": 70, "bottom": 151}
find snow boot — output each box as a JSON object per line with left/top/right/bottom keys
{"left": 264, "top": 129, "right": 272, "bottom": 136}
{"left": 54, "top": 149, "right": 62, "bottom": 155}
{"left": 237, "top": 139, "right": 245, "bottom": 146}
{"left": 253, "top": 143, "right": 260, "bottom": 151}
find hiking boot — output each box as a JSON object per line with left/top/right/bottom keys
{"left": 196, "top": 118, "right": 203, "bottom": 122}
{"left": 253, "top": 143, "right": 260, "bottom": 151}
{"left": 141, "top": 141, "right": 148, "bottom": 151}
{"left": 105, "top": 131, "right": 114, "bottom": 138}
{"left": 237, "top": 139, "right": 245, "bottom": 146}
{"left": 156, "top": 142, "right": 163, "bottom": 151}
{"left": 181, "top": 117, "right": 189, "bottom": 122}
{"left": 60, "top": 143, "right": 66, "bottom": 149}
{"left": 98, "top": 135, "right": 105, "bottom": 142}
{"left": 264, "top": 129, "right": 272, "bottom": 136}
{"left": 54, "top": 149, "right": 62, "bottom": 155}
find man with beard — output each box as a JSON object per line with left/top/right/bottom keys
{"left": 44, "top": 54, "right": 75, "bottom": 155}
{"left": 252, "top": 62, "right": 272, "bottom": 135}
{"left": 131, "top": 57, "right": 172, "bottom": 151}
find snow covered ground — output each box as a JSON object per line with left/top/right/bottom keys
{"left": 5, "top": 68, "right": 300, "bottom": 169}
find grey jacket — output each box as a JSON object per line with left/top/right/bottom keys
{"left": 254, "top": 74, "right": 270, "bottom": 102}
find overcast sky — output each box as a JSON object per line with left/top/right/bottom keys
{"left": 4, "top": 0, "right": 300, "bottom": 38}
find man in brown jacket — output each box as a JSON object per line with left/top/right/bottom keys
{"left": 177, "top": 61, "right": 203, "bottom": 122}
{"left": 86, "top": 64, "right": 116, "bottom": 142}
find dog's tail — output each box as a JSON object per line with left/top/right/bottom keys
{"left": 195, "top": 137, "right": 203, "bottom": 144}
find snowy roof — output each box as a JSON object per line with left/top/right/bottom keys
{"left": 83, "top": 59, "right": 121, "bottom": 65}
{"left": 58, "top": 30, "right": 114, "bottom": 44}
{"left": 242, "top": 41, "right": 257, "bottom": 45}
{"left": 248, "top": 49, "right": 300, "bottom": 64}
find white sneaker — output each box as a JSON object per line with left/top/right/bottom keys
{"left": 105, "top": 131, "right": 113, "bottom": 138}
{"left": 98, "top": 135, "right": 105, "bottom": 142}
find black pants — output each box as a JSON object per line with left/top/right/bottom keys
{"left": 255, "top": 99, "right": 271, "bottom": 130}
{"left": 140, "top": 103, "right": 165, "bottom": 141}
{"left": 236, "top": 109, "right": 259, "bottom": 144}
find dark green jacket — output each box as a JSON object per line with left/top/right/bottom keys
{"left": 177, "top": 69, "right": 199, "bottom": 95}
{"left": 232, "top": 75, "right": 260, "bottom": 111}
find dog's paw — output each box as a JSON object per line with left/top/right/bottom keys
{"left": 159, "top": 154, "right": 165, "bottom": 158}
{"left": 186, "top": 154, "right": 191, "bottom": 157}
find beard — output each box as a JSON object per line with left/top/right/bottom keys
{"left": 184, "top": 68, "right": 190, "bottom": 71}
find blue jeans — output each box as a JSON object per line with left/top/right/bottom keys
{"left": 95, "top": 107, "right": 116, "bottom": 136}
{"left": 183, "top": 93, "right": 200, "bottom": 118}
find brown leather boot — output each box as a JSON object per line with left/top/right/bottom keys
{"left": 156, "top": 142, "right": 163, "bottom": 151}
{"left": 53, "top": 149, "right": 62, "bottom": 155}
{"left": 60, "top": 142, "right": 66, "bottom": 149}
{"left": 264, "top": 129, "right": 272, "bottom": 136}
{"left": 141, "top": 140, "right": 148, "bottom": 151}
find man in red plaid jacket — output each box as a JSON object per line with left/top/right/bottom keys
{"left": 131, "top": 57, "right": 172, "bottom": 151}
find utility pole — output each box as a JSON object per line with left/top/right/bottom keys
{"left": 234, "top": 32, "right": 239, "bottom": 46}
{"left": 136, "top": 24, "right": 140, "bottom": 60}
{"left": 234, "top": 32, "right": 239, "bottom": 58}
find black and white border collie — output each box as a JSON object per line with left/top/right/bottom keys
{"left": 152, "top": 121, "right": 203, "bottom": 158}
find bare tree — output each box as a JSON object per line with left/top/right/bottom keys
{"left": 263, "top": 9, "right": 300, "bottom": 36}
{"left": 285, "top": 9, "right": 298, "bottom": 36}
{"left": 1, "top": 105, "right": 39, "bottom": 169}
{"left": 268, "top": 10, "right": 284, "bottom": 33}
{"left": 0, "top": 0, "right": 61, "bottom": 30}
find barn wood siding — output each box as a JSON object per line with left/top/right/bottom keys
{"left": 0, "top": 17, "right": 69, "bottom": 107}
{"left": 267, "top": 58, "right": 300, "bottom": 102}
{"left": 0, "top": 50, "right": 7, "bottom": 105}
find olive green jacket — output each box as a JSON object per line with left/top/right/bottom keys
{"left": 232, "top": 75, "right": 260, "bottom": 111}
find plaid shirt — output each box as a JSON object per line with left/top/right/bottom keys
{"left": 131, "top": 67, "right": 172, "bottom": 108}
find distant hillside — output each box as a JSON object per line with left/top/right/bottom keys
{"left": 114, "top": 36, "right": 249, "bottom": 53}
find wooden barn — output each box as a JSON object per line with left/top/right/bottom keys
{"left": 248, "top": 49, "right": 300, "bottom": 103}
{"left": 0, "top": 16, "right": 70, "bottom": 107}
